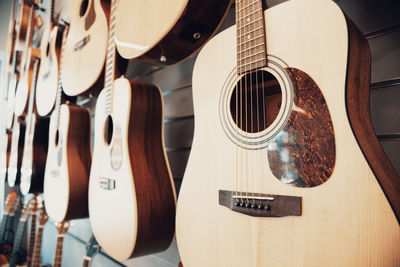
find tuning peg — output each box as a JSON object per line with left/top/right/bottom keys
{"left": 35, "top": 15, "right": 43, "bottom": 29}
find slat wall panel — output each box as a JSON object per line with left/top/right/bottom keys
{"left": 0, "top": 0, "right": 399, "bottom": 266}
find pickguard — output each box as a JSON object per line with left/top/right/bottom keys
{"left": 267, "top": 68, "right": 335, "bottom": 187}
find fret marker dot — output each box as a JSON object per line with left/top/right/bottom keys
{"left": 248, "top": 34, "right": 251, "bottom": 39}
{"left": 247, "top": 18, "right": 250, "bottom": 22}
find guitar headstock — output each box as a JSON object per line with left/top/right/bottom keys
{"left": 85, "top": 234, "right": 100, "bottom": 257}
{"left": 6, "top": 191, "right": 21, "bottom": 216}
{"left": 20, "top": 195, "right": 40, "bottom": 222}
{"left": 56, "top": 221, "right": 70, "bottom": 235}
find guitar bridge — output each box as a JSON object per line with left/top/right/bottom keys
{"left": 219, "top": 190, "right": 302, "bottom": 217}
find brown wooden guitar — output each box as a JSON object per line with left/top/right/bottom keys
{"left": 19, "top": 59, "right": 50, "bottom": 196}
{"left": 31, "top": 205, "right": 48, "bottom": 267}
{"left": 44, "top": 24, "right": 92, "bottom": 222}
{"left": 36, "top": 0, "right": 64, "bottom": 117}
{"left": 114, "top": 0, "right": 231, "bottom": 64}
{"left": 88, "top": 0, "right": 176, "bottom": 261}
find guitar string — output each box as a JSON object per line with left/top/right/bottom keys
{"left": 249, "top": 0, "right": 255, "bottom": 206}
{"left": 238, "top": 0, "right": 244, "bottom": 203}
{"left": 235, "top": 0, "right": 239, "bottom": 205}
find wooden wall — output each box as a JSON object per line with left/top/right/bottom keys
{"left": 0, "top": 0, "right": 399, "bottom": 266}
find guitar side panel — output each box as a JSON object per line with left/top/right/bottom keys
{"left": 176, "top": 0, "right": 400, "bottom": 266}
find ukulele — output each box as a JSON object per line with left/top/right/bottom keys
{"left": 114, "top": 0, "right": 231, "bottom": 64}
{"left": 36, "top": 0, "right": 64, "bottom": 117}
{"left": 61, "top": 0, "right": 110, "bottom": 96}
{"left": 19, "top": 58, "right": 50, "bottom": 196}
{"left": 176, "top": 0, "right": 400, "bottom": 266}
{"left": 53, "top": 221, "right": 69, "bottom": 267}
{"left": 82, "top": 235, "right": 100, "bottom": 267}
{"left": 31, "top": 205, "right": 48, "bottom": 267}
{"left": 8, "top": 196, "right": 40, "bottom": 267}
{"left": 88, "top": 0, "right": 176, "bottom": 260}
{"left": 44, "top": 24, "right": 91, "bottom": 222}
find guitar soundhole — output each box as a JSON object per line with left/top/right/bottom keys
{"left": 230, "top": 70, "right": 282, "bottom": 133}
{"left": 80, "top": 0, "right": 89, "bottom": 17}
{"left": 104, "top": 115, "right": 113, "bottom": 145}
{"left": 46, "top": 43, "right": 50, "bottom": 57}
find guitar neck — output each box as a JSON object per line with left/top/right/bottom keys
{"left": 31, "top": 225, "right": 44, "bottom": 267}
{"left": 27, "top": 213, "right": 37, "bottom": 267}
{"left": 3, "top": 214, "right": 16, "bottom": 244}
{"left": 53, "top": 233, "right": 66, "bottom": 267}
{"left": 0, "top": 214, "right": 9, "bottom": 243}
{"left": 55, "top": 24, "right": 68, "bottom": 129}
{"left": 9, "top": 220, "right": 28, "bottom": 266}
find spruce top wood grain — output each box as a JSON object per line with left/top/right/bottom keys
{"left": 176, "top": 0, "right": 400, "bottom": 266}
{"left": 115, "top": 0, "right": 231, "bottom": 64}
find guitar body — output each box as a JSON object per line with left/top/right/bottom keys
{"left": 14, "top": 48, "right": 41, "bottom": 117}
{"left": 36, "top": 26, "right": 63, "bottom": 116}
{"left": 176, "top": 1, "right": 400, "bottom": 266}
{"left": 62, "top": 0, "right": 108, "bottom": 96}
{"left": 115, "top": 0, "right": 231, "bottom": 64}
{"left": 44, "top": 104, "right": 91, "bottom": 222}
{"left": 7, "top": 120, "right": 26, "bottom": 187}
{"left": 20, "top": 114, "right": 49, "bottom": 195}
{"left": 89, "top": 78, "right": 176, "bottom": 260}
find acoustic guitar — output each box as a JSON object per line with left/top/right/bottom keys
{"left": 176, "top": 0, "right": 400, "bottom": 266}
{"left": 8, "top": 196, "right": 40, "bottom": 267}
{"left": 19, "top": 59, "right": 50, "bottom": 196}
{"left": 44, "top": 24, "right": 91, "bottom": 222}
{"left": 114, "top": 0, "right": 231, "bottom": 64}
{"left": 62, "top": 0, "right": 109, "bottom": 96}
{"left": 31, "top": 205, "right": 48, "bottom": 267}
{"left": 36, "top": 0, "right": 63, "bottom": 117}
{"left": 88, "top": 0, "right": 176, "bottom": 260}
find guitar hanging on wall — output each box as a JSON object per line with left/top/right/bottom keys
{"left": 176, "top": 0, "right": 400, "bottom": 266}
{"left": 52, "top": 221, "right": 70, "bottom": 267}
{"left": 88, "top": 0, "right": 176, "bottom": 260}
{"left": 31, "top": 205, "right": 49, "bottom": 267}
{"left": 44, "top": 24, "right": 92, "bottom": 223}
{"left": 114, "top": 0, "right": 231, "bottom": 64}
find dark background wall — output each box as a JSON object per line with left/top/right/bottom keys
{"left": 0, "top": 0, "right": 399, "bottom": 266}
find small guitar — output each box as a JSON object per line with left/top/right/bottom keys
{"left": 19, "top": 59, "right": 50, "bottom": 196}
{"left": 36, "top": 0, "right": 64, "bottom": 117}
{"left": 8, "top": 196, "right": 40, "bottom": 267}
{"left": 44, "top": 24, "right": 91, "bottom": 222}
{"left": 62, "top": 0, "right": 110, "bottom": 96}
{"left": 31, "top": 205, "right": 48, "bottom": 267}
{"left": 89, "top": 0, "right": 176, "bottom": 260}
{"left": 176, "top": 0, "right": 400, "bottom": 266}
{"left": 53, "top": 221, "right": 69, "bottom": 267}
{"left": 115, "top": 0, "right": 231, "bottom": 64}
{"left": 82, "top": 235, "right": 100, "bottom": 267}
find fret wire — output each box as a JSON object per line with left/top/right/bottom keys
{"left": 238, "top": 58, "right": 266, "bottom": 68}
{"left": 237, "top": 8, "right": 262, "bottom": 21}
{"left": 236, "top": 17, "right": 264, "bottom": 31}
{"left": 237, "top": 35, "right": 264, "bottom": 46}
{"left": 236, "top": 0, "right": 258, "bottom": 13}
{"left": 236, "top": 26, "right": 264, "bottom": 39}
{"left": 238, "top": 42, "right": 265, "bottom": 54}
{"left": 237, "top": 51, "right": 265, "bottom": 62}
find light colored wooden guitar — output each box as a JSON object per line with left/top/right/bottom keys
{"left": 19, "top": 59, "right": 49, "bottom": 196}
{"left": 115, "top": 0, "right": 231, "bottom": 64}
{"left": 62, "top": 0, "right": 109, "bottom": 96}
{"left": 36, "top": 0, "right": 63, "bottom": 117}
{"left": 44, "top": 25, "right": 91, "bottom": 223}
{"left": 31, "top": 205, "right": 48, "bottom": 267}
{"left": 176, "top": 0, "right": 400, "bottom": 266}
{"left": 88, "top": 0, "right": 176, "bottom": 260}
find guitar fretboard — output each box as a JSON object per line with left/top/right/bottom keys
{"left": 32, "top": 226, "right": 44, "bottom": 267}
{"left": 53, "top": 234, "right": 66, "bottom": 267}
{"left": 236, "top": 0, "right": 266, "bottom": 74}
{"left": 104, "top": 0, "right": 118, "bottom": 116}
{"left": 27, "top": 213, "right": 37, "bottom": 267}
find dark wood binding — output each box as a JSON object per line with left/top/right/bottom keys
{"left": 136, "top": 0, "right": 231, "bottom": 65}
{"left": 345, "top": 17, "right": 400, "bottom": 223}
{"left": 64, "top": 104, "right": 91, "bottom": 219}
{"left": 127, "top": 80, "right": 175, "bottom": 257}
{"left": 219, "top": 190, "right": 302, "bottom": 217}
